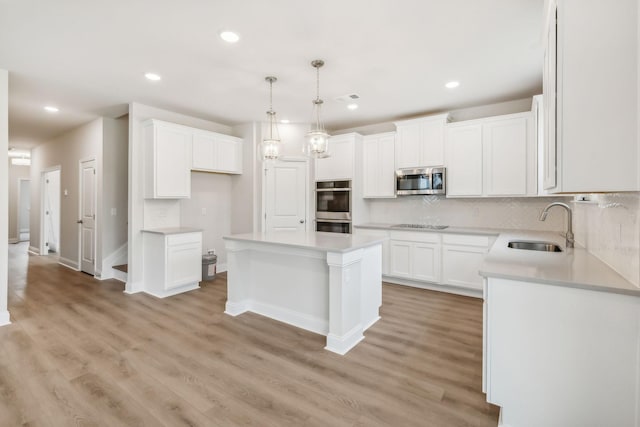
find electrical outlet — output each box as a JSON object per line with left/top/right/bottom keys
{"left": 111, "top": 208, "right": 117, "bottom": 216}
{"left": 201, "top": 207, "right": 207, "bottom": 216}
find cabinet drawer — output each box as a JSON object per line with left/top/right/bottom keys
{"left": 389, "top": 230, "right": 440, "bottom": 243}
{"left": 167, "top": 232, "right": 202, "bottom": 246}
{"left": 442, "top": 233, "right": 491, "bottom": 247}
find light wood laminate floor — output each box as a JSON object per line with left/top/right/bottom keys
{"left": 2, "top": 242, "right": 499, "bottom": 426}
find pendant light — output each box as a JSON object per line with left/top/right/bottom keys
{"left": 260, "top": 76, "right": 281, "bottom": 162}
{"left": 304, "top": 59, "right": 331, "bottom": 158}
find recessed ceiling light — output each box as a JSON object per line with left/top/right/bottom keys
{"left": 280, "top": 119, "right": 290, "bottom": 124}
{"left": 145, "top": 72, "right": 162, "bottom": 81}
{"left": 44, "top": 106, "right": 59, "bottom": 113}
{"left": 445, "top": 81, "right": 460, "bottom": 89}
{"left": 220, "top": 31, "right": 240, "bottom": 43}
{"left": 347, "top": 103, "right": 359, "bottom": 110}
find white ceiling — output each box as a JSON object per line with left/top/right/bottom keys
{"left": 0, "top": 0, "right": 544, "bottom": 149}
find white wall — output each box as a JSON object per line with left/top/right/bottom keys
{"left": 0, "top": 69, "right": 9, "bottom": 325}
{"left": 8, "top": 160, "right": 29, "bottom": 242}
{"left": 231, "top": 122, "right": 260, "bottom": 234}
{"left": 99, "top": 116, "right": 128, "bottom": 275}
{"left": 573, "top": 193, "right": 640, "bottom": 286}
{"left": 127, "top": 103, "right": 233, "bottom": 293}
{"left": 30, "top": 118, "right": 102, "bottom": 267}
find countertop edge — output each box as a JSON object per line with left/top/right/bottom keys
{"left": 223, "top": 233, "right": 385, "bottom": 253}
{"left": 142, "top": 227, "right": 203, "bottom": 235}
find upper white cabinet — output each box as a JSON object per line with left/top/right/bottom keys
{"left": 315, "top": 133, "right": 360, "bottom": 181}
{"left": 445, "top": 123, "right": 483, "bottom": 197}
{"left": 362, "top": 132, "right": 396, "bottom": 198}
{"left": 144, "top": 120, "right": 192, "bottom": 199}
{"left": 445, "top": 112, "right": 536, "bottom": 197}
{"left": 543, "top": 0, "right": 639, "bottom": 193}
{"left": 192, "top": 130, "right": 243, "bottom": 174}
{"left": 394, "top": 114, "right": 449, "bottom": 168}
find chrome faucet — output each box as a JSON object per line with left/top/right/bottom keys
{"left": 539, "top": 202, "right": 574, "bottom": 248}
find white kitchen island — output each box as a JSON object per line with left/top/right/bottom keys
{"left": 223, "top": 231, "right": 384, "bottom": 355}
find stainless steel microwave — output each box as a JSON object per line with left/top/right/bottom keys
{"left": 396, "top": 167, "right": 446, "bottom": 195}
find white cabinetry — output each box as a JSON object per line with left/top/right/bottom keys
{"left": 484, "top": 277, "right": 640, "bottom": 426}
{"left": 362, "top": 132, "right": 396, "bottom": 198}
{"left": 192, "top": 130, "right": 243, "bottom": 174}
{"left": 315, "top": 133, "right": 359, "bottom": 181}
{"left": 543, "top": 0, "right": 639, "bottom": 193}
{"left": 445, "top": 124, "right": 483, "bottom": 196}
{"left": 143, "top": 230, "right": 202, "bottom": 298}
{"left": 442, "top": 234, "right": 493, "bottom": 290}
{"left": 143, "top": 120, "right": 192, "bottom": 199}
{"left": 353, "top": 228, "right": 390, "bottom": 275}
{"left": 388, "top": 231, "right": 441, "bottom": 283}
{"left": 445, "top": 112, "right": 536, "bottom": 197}
{"left": 394, "top": 114, "right": 449, "bottom": 168}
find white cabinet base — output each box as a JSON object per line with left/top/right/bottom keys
{"left": 382, "top": 276, "right": 483, "bottom": 299}
{"left": 145, "top": 283, "right": 200, "bottom": 299}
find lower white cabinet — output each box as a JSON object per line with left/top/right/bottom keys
{"left": 442, "top": 234, "right": 494, "bottom": 290}
{"left": 389, "top": 231, "right": 441, "bottom": 283}
{"left": 143, "top": 230, "right": 202, "bottom": 298}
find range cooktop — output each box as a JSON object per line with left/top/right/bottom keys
{"left": 392, "top": 224, "right": 449, "bottom": 230}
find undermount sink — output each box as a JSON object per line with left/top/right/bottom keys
{"left": 507, "top": 241, "right": 563, "bottom": 252}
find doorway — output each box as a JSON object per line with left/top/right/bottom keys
{"left": 17, "top": 178, "right": 30, "bottom": 242}
{"left": 263, "top": 159, "right": 309, "bottom": 232}
{"left": 79, "top": 158, "right": 96, "bottom": 275}
{"left": 41, "top": 168, "right": 61, "bottom": 255}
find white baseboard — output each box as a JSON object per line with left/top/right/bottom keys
{"left": 28, "top": 246, "right": 40, "bottom": 255}
{"left": 383, "top": 276, "right": 483, "bottom": 299}
{"left": 217, "top": 263, "right": 227, "bottom": 273}
{"left": 112, "top": 269, "right": 127, "bottom": 283}
{"left": 225, "top": 300, "right": 250, "bottom": 316}
{"left": 58, "top": 257, "right": 80, "bottom": 271}
{"left": 325, "top": 323, "right": 364, "bottom": 355}
{"left": 144, "top": 283, "right": 200, "bottom": 299}
{"left": 0, "top": 310, "right": 11, "bottom": 326}
{"left": 8, "top": 238, "right": 19, "bottom": 244}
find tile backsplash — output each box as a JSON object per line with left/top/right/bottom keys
{"left": 572, "top": 193, "right": 640, "bottom": 286}
{"left": 366, "top": 196, "right": 572, "bottom": 231}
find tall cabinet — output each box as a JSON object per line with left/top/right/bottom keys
{"left": 542, "top": 0, "right": 639, "bottom": 193}
{"left": 362, "top": 132, "right": 396, "bottom": 198}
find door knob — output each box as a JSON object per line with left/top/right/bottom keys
{"left": 299, "top": 219, "right": 305, "bottom": 224}
{"left": 77, "top": 219, "right": 83, "bottom": 224}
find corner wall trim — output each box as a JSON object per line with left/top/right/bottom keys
{"left": 0, "top": 310, "right": 11, "bottom": 326}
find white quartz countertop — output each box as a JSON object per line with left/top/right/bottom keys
{"left": 355, "top": 223, "right": 639, "bottom": 296}
{"left": 224, "top": 231, "right": 385, "bottom": 253}
{"left": 355, "top": 223, "right": 502, "bottom": 236}
{"left": 141, "top": 227, "right": 203, "bottom": 235}
{"left": 479, "top": 231, "right": 640, "bottom": 297}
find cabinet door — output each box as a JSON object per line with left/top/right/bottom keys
{"left": 154, "top": 124, "right": 191, "bottom": 198}
{"left": 316, "top": 135, "right": 354, "bottom": 180}
{"left": 362, "top": 137, "right": 379, "bottom": 198}
{"left": 412, "top": 242, "right": 440, "bottom": 283}
{"left": 192, "top": 132, "right": 216, "bottom": 170}
{"left": 421, "top": 119, "right": 445, "bottom": 166}
{"left": 446, "top": 124, "right": 483, "bottom": 196}
{"left": 483, "top": 117, "right": 530, "bottom": 196}
{"left": 395, "top": 124, "right": 421, "bottom": 169}
{"left": 442, "top": 245, "right": 486, "bottom": 290}
{"left": 378, "top": 134, "right": 396, "bottom": 197}
{"left": 217, "top": 137, "right": 239, "bottom": 173}
{"left": 542, "top": 5, "right": 557, "bottom": 190}
{"left": 389, "top": 240, "right": 412, "bottom": 278}
{"left": 166, "top": 242, "right": 201, "bottom": 290}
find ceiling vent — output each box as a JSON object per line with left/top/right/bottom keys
{"left": 335, "top": 93, "right": 360, "bottom": 103}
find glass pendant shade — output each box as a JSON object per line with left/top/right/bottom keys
{"left": 304, "top": 59, "right": 331, "bottom": 158}
{"left": 261, "top": 77, "right": 281, "bottom": 162}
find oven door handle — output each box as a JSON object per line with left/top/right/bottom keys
{"left": 315, "top": 188, "right": 351, "bottom": 192}
{"left": 315, "top": 219, "right": 352, "bottom": 223}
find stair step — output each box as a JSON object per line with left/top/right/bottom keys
{"left": 113, "top": 264, "right": 128, "bottom": 273}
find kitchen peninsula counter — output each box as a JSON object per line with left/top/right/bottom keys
{"left": 223, "top": 231, "right": 384, "bottom": 355}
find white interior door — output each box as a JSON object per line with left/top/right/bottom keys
{"left": 264, "top": 160, "right": 308, "bottom": 232}
{"left": 80, "top": 159, "right": 96, "bottom": 275}
{"left": 42, "top": 169, "right": 60, "bottom": 254}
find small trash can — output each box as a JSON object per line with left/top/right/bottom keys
{"left": 202, "top": 252, "right": 217, "bottom": 281}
